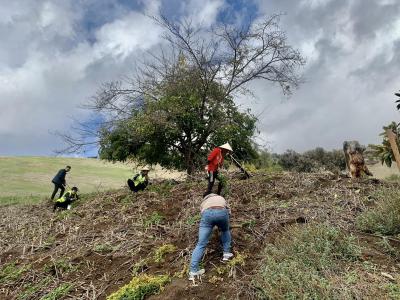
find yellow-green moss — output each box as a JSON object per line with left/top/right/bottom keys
{"left": 107, "top": 274, "right": 170, "bottom": 300}
{"left": 153, "top": 244, "right": 176, "bottom": 263}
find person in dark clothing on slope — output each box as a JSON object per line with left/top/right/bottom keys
{"left": 51, "top": 166, "right": 71, "bottom": 200}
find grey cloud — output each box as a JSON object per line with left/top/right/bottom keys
{"left": 350, "top": 0, "right": 400, "bottom": 42}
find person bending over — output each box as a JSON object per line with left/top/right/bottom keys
{"left": 189, "top": 193, "right": 234, "bottom": 281}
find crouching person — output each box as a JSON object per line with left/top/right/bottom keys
{"left": 127, "top": 167, "right": 150, "bottom": 192}
{"left": 189, "top": 193, "right": 234, "bottom": 281}
{"left": 53, "top": 187, "right": 79, "bottom": 211}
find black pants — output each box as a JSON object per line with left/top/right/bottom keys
{"left": 51, "top": 183, "right": 65, "bottom": 200}
{"left": 204, "top": 171, "right": 223, "bottom": 197}
{"left": 127, "top": 179, "right": 147, "bottom": 192}
{"left": 53, "top": 201, "right": 68, "bottom": 211}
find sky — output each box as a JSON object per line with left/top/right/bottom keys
{"left": 0, "top": 0, "right": 399, "bottom": 156}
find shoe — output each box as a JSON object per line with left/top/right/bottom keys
{"left": 188, "top": 269, "right": 205, "bottom": 280}
{"left": 222, "top": 252, "right": 234, "bottom": 261}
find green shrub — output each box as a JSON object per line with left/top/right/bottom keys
{"left": 250, "top": 150, "right": 282, "bottom": 172}
{"left": 107, "top": 274, "right": 170, "bottom": 300}
{"left": 276, "top": 148, "right": 346, "bottom": 173}
{"left": 253, "top": 223, "right": 361, "bottom": 299}
{"left": 356, "top": 189, "right": 400, "bottom": 235}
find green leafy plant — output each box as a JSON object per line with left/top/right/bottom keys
{"left": 369, "top": 122, "right": 400, "bottom": 167}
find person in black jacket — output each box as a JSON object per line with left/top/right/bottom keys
{"left": 50, "top": 166, "right": 71, "bottom": 200}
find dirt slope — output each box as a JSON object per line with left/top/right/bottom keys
{"left": 0, "top": 172, "right": 399, "bottom": 299}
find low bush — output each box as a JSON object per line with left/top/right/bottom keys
{"left": 276, "top": 148, "right": 346, "bottom": 173}
{"left": 253, "top": 223, "right": 361, "bottom": 299}
{"left": 107, "top": 274, "right": 170, "bottom": 300}
{"left": 356, "top": 189, "right": 400, "bottom": 235}
{"left": 153, "top": 244, "right": 176, "bottom": 263}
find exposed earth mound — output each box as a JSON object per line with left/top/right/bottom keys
{"left": 1, "top": 172, "right": 400, "bottom": 299}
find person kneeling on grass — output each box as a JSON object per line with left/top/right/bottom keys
{"left": 189, "top": 193, "right": 234, "bottom": 281}
{"left": 127, "top": 167, "right": 150, "bottom": 192}
{"left": 53, "top": 187, "right": 79, "bottom": 211}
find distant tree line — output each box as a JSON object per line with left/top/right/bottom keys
{"left": 250, "top": 147, "right": 346, "bottom": 173}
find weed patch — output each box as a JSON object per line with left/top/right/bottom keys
{"left": 186, "top": 214, "right": 201, "bottom": 226}
{"left": 93, "top": 243, "right": 116, "bottom": 254}
{"left": 0, "top": 262, "right": 30, "bottom": 284}
{"left": 356, "top": 188, "right": 400, "bottom": 235}
{"left": 253, "top": 223, "right": 361, "bottom": 299}
{"left": 216, "top": 252, "right": 246, "bottom": 278}
{"left": 148, "top": 182, "right": 174, "bottom": 196}
{"left": 143, "top": 212, "right": 164, "bottom": 228}
{"left": 106, "top": 274, "right": 170, "bottom": 300}
{"left": 18, "top": 277, "right": 51, "bottom": 300}
{"left": 44, "top": 259, "right": 79, "bottom": 275}
{"left": 40, "top": 283, "right": 72, "bottom": 300}
{"left": 153, "top": 244, "right": 176, "bottom": 263}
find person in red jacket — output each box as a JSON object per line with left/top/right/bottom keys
{"left": 204, "top": 143, "right": 233, "bottom": 197}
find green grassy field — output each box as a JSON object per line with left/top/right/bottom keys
{"left": 0, "top": 157, "right": 140, "bottom": 205}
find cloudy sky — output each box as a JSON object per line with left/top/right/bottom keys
{"left": 1, "top": 0, "right": 399, "bottom": 156}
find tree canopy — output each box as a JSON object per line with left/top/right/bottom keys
{"left": 60, "top": 14, "right": 305, "bottom": 174}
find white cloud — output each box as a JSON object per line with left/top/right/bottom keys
{"left": 184, "top": 0, "right": 225, "bottom": 27}
{"left": 0, "top": 0, "right": 163, "bottom": 155}
{"left": 95, "top": 11, "right": 162, "bottom": 59}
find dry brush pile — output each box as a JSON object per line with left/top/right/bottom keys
{"left": 1, "top": 172, "right": 400, "bottom": 299}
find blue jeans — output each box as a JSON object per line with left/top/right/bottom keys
{"left": 190, "top": 208, "right": 231, "bottom": 272}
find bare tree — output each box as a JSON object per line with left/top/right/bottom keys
{"left": 58, "top": 14, "right": 305, "bottom": 173}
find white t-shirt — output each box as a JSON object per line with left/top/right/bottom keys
{"left": 200, "top": 194, "right": 227, "bottom": 213}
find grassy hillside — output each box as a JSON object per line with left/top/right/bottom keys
{"left": 2, "top": 172, "right": 400, "bottom": 299}
{"left": 0, "top": 156, "right": 181, "bottom": 205}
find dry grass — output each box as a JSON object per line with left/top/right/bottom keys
{"left": 1, "top": 172, "right": 400, "bottom": 299}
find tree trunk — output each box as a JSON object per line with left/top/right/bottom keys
{"left": 386, "top": 129, "right": 400, "bottom": 171}
{"left": 184, "top": 148, "right": 195, "bottom": 175}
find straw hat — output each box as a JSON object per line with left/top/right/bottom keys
{"left": 219, "top": 143, "right": 233, "bottom": 151}
{"left": 141, "top": 166, "right": 150, "bottom": 171}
